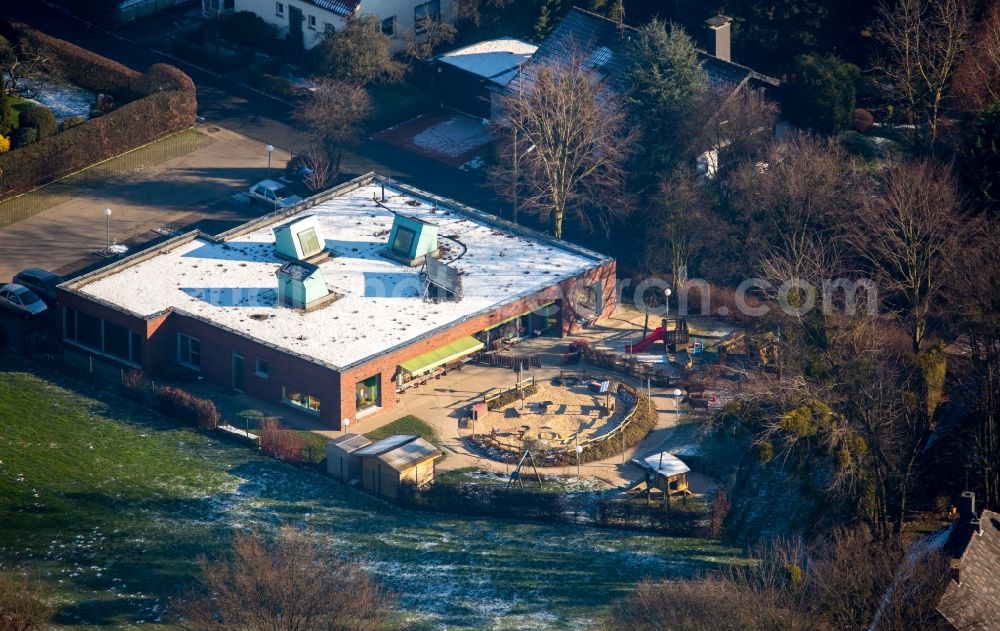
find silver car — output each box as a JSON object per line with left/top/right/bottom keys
{"left": 0, "top": 283, "right": 48, "bottom": 318}
{"left": 249, "top": 179, "right": 303, "bottom": 208}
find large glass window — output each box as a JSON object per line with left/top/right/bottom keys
{"left": 178, "top": 334, "right": 202, "bottom": 369}
{"left": 356, "top": 374, "right": 381, "bottom": 411}
{"left": 391, "top": 226, "right": 416, "bottom": 256}
{"left": 381, "top": 15, "right": 396, "bottom": 36}
{"left": 282, "top": 387, "right": 321, "bottom": 414}
{"left": 63, "top": 308, "right": 142, "bottom": 364}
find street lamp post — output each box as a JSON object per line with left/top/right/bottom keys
{"left": 341, "top": 418, "right": 351, "bottom": 434}
{"left": 266, "top": 144, "right": 274, "bottom": 180}
{"left": 103, "top": 208, "right": 112, "bottom": 248}
{"left": 575, "top": 443, "right": 583, "bottom": 477}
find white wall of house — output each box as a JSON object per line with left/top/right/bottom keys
{"left": 233, "top": 0, "right": 453, "bottom": 50}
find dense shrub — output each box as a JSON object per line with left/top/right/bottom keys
{"left": 61, "top": 115, "right": 85, "bottom": 130}
{"left": 10, "top": 126, "right": 37, "bottom": 148}
{"left": 152, "top": 385, "right": 220, "bottom": 430}
{"left": 170, "top": 37, "right": 256, "bottom": 74}
{"left": 245, "top": 72, "right": 309, "bottom": 101}
{"left": 20, "top": 105, "right": 57, "bottom": 139}
{"left": 121, "top": 368, "right": 152, "bottom": 403}
{"left": 852, "top": 108, "right": 874, "bottom": 132}
{"left": 214, "top": 11, "right": 280, "bottom": 51}
{"left": 258, "top": 417, "right": 309, "bottom": 462}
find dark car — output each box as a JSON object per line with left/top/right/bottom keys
{"left": 0, "top": 283, "right": 48, "bottom": 318}
{"left": 12, "top": 268, "right": 63, "bottom": 303}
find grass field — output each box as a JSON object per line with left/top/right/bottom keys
{"left": 0, "top": 357, "right": 738, "bottom": 629}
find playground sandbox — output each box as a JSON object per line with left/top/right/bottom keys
{"left": 474, "top": 376, "right": 637, "bottom": 460}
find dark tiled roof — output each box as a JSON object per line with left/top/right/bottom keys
{"left": 305, "top": 0, "right": 359, "bottom": 17}
{"left": 938, "top": 509, "right": 1000, "bottom": 630}
{"left": 509, "top": 8, "right": 778, "bottom": 95}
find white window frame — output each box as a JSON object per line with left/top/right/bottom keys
{"left": 381, "top": 15, "right": 396, "bottom": 37}
{"left": 177, "top": 334, "right": 202, "bottom": 370}
{"left": 307, "top": 14, "right": 317, "bottom": 29}
{"left": 275, "top": 1, "right": 284, "bottom": 16}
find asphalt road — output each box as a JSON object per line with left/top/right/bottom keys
{"left": 5, "top": 1, "right": 501, "bottom": 213}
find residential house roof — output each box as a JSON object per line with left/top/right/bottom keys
{"left": 508, "top": 8, "right": 779, "bottom": 94}
{"left": 305, "top": 0, "right": 360, "bottom": 17}
{"left": 437, "top": 38, "right": 538, "bottom": 86}
{"left": 937, "top": 509, "right": 1000, "bottom": 629}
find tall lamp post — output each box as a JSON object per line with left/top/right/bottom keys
{"left": 266, "top": 144, "right": 274, "bottom": 180}
{"left": 342, "top": 418, "right": 351, "bottom": 435}
{"left": 103, "top": 208, "right": 112, "bottom": 248}
{"left": 575, "top": 442, "right": 583, "bottom": 477}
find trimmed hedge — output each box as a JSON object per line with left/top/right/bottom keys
{"left": 0, "top": 20, "right": 142, "bottom": 99}
{"left": 20, "top": 105, "right": 57, "bottom": 139}
{"left": 153, "top": 385, "right": 220, "bottom": 430}
{"left": 0, "top": 22, "right": 196, "bottom": 199}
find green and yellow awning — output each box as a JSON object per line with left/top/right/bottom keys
{"left": 399, "top": 336, "right": 484, "bottom": 377}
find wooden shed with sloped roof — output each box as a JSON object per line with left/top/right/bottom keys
{"left": 357, "top": 434, "right": 443, "bottom": 499}
{"left": 326, "top": 433, "right": 372, "bottom": 482}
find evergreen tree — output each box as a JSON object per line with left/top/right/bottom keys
{"left": 966, "top": 101, "right": 1000, "bottom": 208}
{"left": 622, "top": 20, "right": 709, "bottom": 176}
{"left": 786, "top": 54, "right": 859, "bottom": 135}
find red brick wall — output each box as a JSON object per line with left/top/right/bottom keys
{"left": 56, "top": 258, "right": 616, "bottom": 430}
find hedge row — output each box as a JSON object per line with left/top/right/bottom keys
{"left": 170, "top": 37, "right": 256, "bottom": 74}
{"left": 245, "top": 72, "right": 309, "bottom": 102}
{"left": 0, "top": 22, "right": 196, "bottom": 199}
{"left": 1, "top": 20, "right": 142, "bottom": 99}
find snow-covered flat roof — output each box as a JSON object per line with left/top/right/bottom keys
{"left": 438, "top": 38, "right": 538, "bottom": 83}
{"left": 635, "top": 453, "right": 691, "bottom": 478}
{"left": 74, "top": 181, "right": 604, "bottom": 370}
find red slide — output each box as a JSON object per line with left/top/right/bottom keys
{"left": 626, "top": 327, "right": 665, "bottom": 353}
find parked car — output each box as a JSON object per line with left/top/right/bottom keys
{"left": 249, "top": 179, "right": 303, "bottom": 208}
{"left": 12, "top": 268, "right": 63, "bottom": 304}
{"left": 0, "top": 283, "right": 48, "bottom": 318}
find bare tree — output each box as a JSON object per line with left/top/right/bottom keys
{"left": 0, "top": 573, "right": 51, "bottom": 631}
{"left": 301, "top": 147, "right": 336, "bottom": 192}
{"left": 491, "top": 57, "right": 637, "bottom": 238}
{"left": 873, "top": 0, "right": 971, "bottom": 147}
{"left": 951, "top": 0, "right": 1000, "bottom": 111}
{"left": 402, "top": 18, "right": 457, "bottom": 61}
{"left": 700, "top": 84, "right": 780, "bottom": 171}
{"left": 173, "top": 526, "right": 391, "bottom": 631}
{"left": 452, "top": 0, "right": 512, "bottom": 26}
{"left": 0, "top": 36, "right": 55, "bottom": 97}
{"left": 847, "top": 160, "right": 975, "bottom": 353}
{"left": 294, "top": 78, "right": 371, "bottom": 178}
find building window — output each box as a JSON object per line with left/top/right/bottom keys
{"left": 381, "top": 15, "right": 396, "bottom": 36}
{"left": 356, "top": 374, "right": 381, "bottom": 411}
{"left": 391, "top": 226, "right": 416, "bottom": 256}
{"left": 275, "top": 1, "right": 284, "bottom": 16}
{"left": 414, "top": 0, "right": 440, "bottom": 34}
{"left": 297, "top": 227, "right": 321, "bottom": 256}
{"left": 283, "top": 387, "right": 320, "bottom": 414}
{"left": 307, "top": 14, "right": 317, "bottom": 29}
{"left": 255, "top": 357, "right": 269, "bottom": 378}
{"left": 178, "top": 334, "right": 202, "bottom": 369}
{"left": 63, "top": 308, "right": 142, "bottom": 365}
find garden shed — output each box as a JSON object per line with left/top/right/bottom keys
{"left": 635, "top": 452, "right": 690, "bottom": 496}
{"left": 356, "top": 434, "right": 443, "bottom": 499}
{"left": 326, "top": 433, "right": 372, "bottom": 482}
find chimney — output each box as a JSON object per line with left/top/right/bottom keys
{"left": 705, "top": 14, "right": 732, "bottom": 62}
{"left": 958, "top": 491, "right": 976, "bottom": 522}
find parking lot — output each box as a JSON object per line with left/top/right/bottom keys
{"left": 0, "top": 124, "right": 291, "bottom": 283}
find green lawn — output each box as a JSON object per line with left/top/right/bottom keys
{"left": 0, "top": 357, "right": 738, "bottom": 629}
{"left": 364, "top": 414, "right": 439, "bottom": 443}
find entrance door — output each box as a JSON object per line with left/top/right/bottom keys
{"left": 232, "top": 353, "right": 245, "bottom": 393}
{"left": 288, "top": 5, "right": 304, "bottom": 49}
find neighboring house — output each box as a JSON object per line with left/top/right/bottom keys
{"left": 935, "top": 492, "right": 1000, "bottom": 630}
{"left": 434, "top": 38, "right": 537, "bottom": 119}
{"left": 356, "top": 434, "right": 442, "bottom": 498}
{"left": 56, "top": 173, "right": 616, "bottom": 429}
{"left": 218, "top": 0, "right": 454, "bottom": 49}
{"left": 504, "top": 8, "right": 780, "bottom": 176}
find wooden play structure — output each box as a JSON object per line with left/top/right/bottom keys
{"left": 625, "top": 318, "right": 690, "bottom": 354}
{"left": 629, "top": 452, "right": 693, "bottom": 507}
